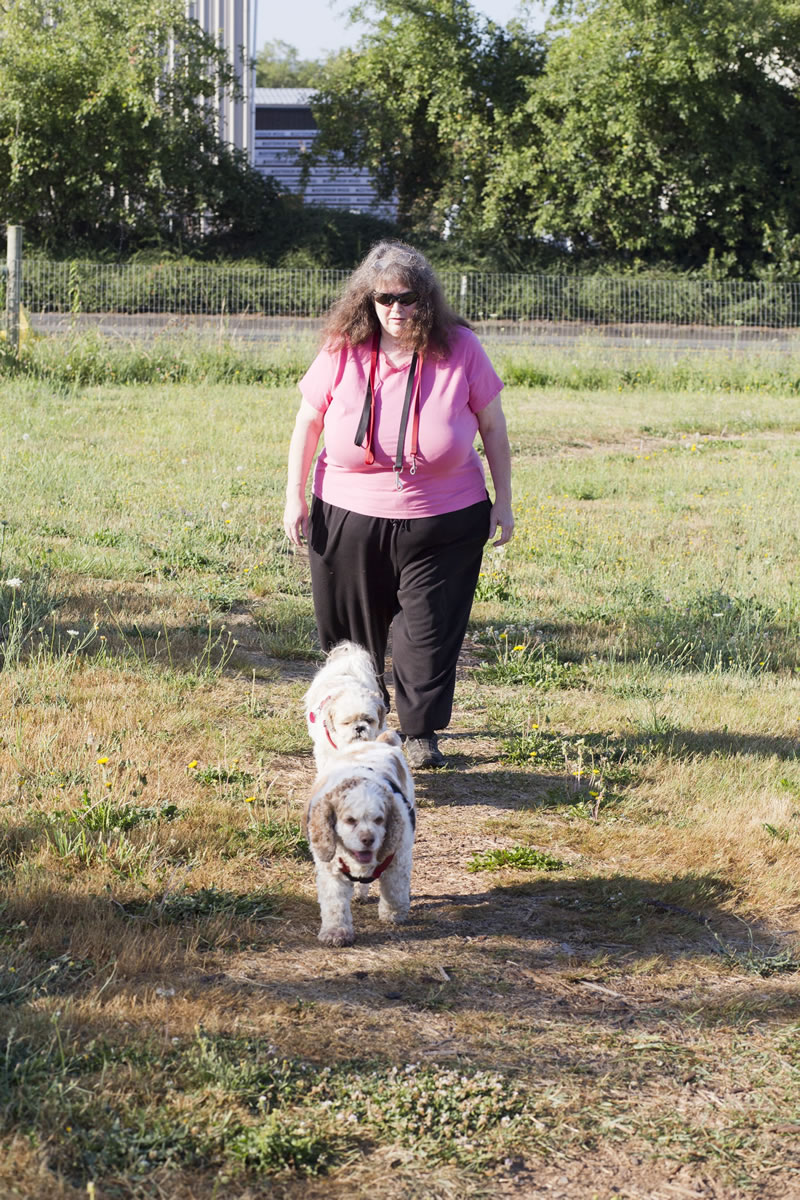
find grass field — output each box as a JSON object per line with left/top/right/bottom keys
{"left": 0, "top": 341, "right": 799, "bottom": 1199}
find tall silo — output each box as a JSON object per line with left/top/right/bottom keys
{"left": 186, "top": 0, "right": 254, "bottom": 155}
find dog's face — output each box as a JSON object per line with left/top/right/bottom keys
{"left": 325, "top": 687, "right": 386, "bottom": 751}
{"left": 331, "top": 780, "right": 391, "bottom": 865}
{"left": 306, "top": 735, "right": 414, "bottom": 867}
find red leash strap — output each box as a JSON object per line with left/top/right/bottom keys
{"left": 409, "top": 357, "right": 422, "bottom": 475}
{"left": 308, "top": 701, "right": 337, "bottom": 749}
{"left": 364, "top": 334, "right": 380, "bottom": 465}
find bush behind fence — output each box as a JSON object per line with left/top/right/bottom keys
{"left": 3, "top": 261, "right": 800, "bottom": 329}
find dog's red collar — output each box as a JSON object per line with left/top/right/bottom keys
{"left": 337, "top": 852, "right": 395, "bottom": 884}
{"left": 309, "top": 700, "right": 338, "bottom": 750}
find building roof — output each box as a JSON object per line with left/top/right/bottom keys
{"left": 254, "top": 88, "right": 316, "bottom": 107}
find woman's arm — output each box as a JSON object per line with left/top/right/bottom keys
{"left": 476, "top": 394, "right": 514, "bottom": 546}
{"left": 283, "top": 398, "right": 325, "bottom": 546}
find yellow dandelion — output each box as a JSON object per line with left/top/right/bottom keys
{"left": 244, "top": 796, "right": 256, "bottom": 804}
{"left": 96, "top": 757, "right": 109, "bottom": 765}
{"left": 187, "top": 760, "right": 198, "bottom": 770}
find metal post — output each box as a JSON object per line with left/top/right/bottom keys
{"left": 6, "top": 226, "right": 22, "bottom": 354}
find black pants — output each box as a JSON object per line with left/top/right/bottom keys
{"left": 308, "top": 496, "right": 491, "bottom": 737}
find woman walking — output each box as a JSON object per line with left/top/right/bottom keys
{"left": 283, "top": 241, "right": 513, "bottom": 768}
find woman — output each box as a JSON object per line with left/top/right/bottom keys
{"left": 283, "top": 241, "right": 513, "bottom": 769}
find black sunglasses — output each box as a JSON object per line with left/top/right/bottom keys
{"left": 373, "top": 291, "right": 419, "bottom": 307}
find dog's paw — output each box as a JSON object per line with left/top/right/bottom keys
{"left": 378, "top": 905, "right": 409, "bottom": 924}
{"left": 353, "top": 882, "right": 371, "bottom": 904}
{"left": 319, "top": 926, "right": 354, "bottom": 946}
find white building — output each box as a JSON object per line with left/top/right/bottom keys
{"left": 253, "top": 88, "right": 396, "bottom": 218}
{"left": 185, "top": 0, "right": 255, "bottom": 155}
{"left": 185, "top": 4, "right": 393, "bottom": 218}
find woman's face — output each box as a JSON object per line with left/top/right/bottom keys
{"left": 372, "top": 276, "right": 419, "bottom": 342}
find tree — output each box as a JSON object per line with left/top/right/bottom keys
{"left": 255, "top": 39, "right": 325, "bottom": 88}
{"left": 310, "top": 0, "right": 545, "bottom": 240}
{"left": 484, "top": 0, "right": 800, "bottom": 268}
{"left": 0, "top": 0, "right": 277, "bottom": 251}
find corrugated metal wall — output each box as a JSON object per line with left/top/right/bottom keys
{"left": 185, "top": 0, "right": 254, "bottom": 154}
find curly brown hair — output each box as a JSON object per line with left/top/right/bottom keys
{"left": 321, "top": 240, "right": 469, "bottom": 356}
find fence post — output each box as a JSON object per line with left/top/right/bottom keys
{"left": 5, "top": 225, "right": 23, "bottom": 354}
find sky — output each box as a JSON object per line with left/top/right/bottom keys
{"left": 256, "top": 0, "right": 551, "bottom": 61}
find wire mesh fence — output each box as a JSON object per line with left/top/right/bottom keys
{"left": 5, "top": 261, "right": 800, "bottom": 348}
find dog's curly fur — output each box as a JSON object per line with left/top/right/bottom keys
{"left": 303, "top": 730, "right": 416, "bottom": 946}
{"left": 304, "top": 641, "right": 387, "bottom": 773}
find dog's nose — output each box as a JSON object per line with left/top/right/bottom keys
{"left": 353, "top": 724, "right": 367, "bottom": 737}
{"left": 360, "top": 833, "right": 375, "bottom": 847}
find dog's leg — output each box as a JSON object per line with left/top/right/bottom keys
{"left": 377, "top": 854, "right": 411, "bottom": 924}
{"left": 316, "top": 867, "right": 355, "bottom": 946}
{"left": 353, "top": 882, "right": 371, "bottom": 904}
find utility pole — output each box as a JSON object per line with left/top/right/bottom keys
{"left": 5, "top": 226, "right": 23, "bottom": 354}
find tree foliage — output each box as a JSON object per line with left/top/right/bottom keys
{"left": 255, "top": 39, "right": 326, "bottom": 88}
{"left": 310, "top": 0, "right": 545, "bottom": 241}
{"left": 313, "top": 0, "right": 800, "bottom": 271}
{"left": 491, "top": 0, "right": 800, "bottom": 268}
{"left": 0, "top": 0, "right": 277, "bottom": 251}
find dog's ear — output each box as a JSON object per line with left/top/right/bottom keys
{"left": 307, "top": 789, "right": 337, "bottom": 861}
{"left": 377, "top": 729, "right": 401, "bottom": 748}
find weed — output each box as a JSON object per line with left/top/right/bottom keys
{"left": 476, "top": 629, "right": 582, "bottom": 689}
{"left": 711, "top": 924, "right": 800, "bottom": 977}
{"left": 120, "top": 885, "right": 277, "bottom": 924}
{"left": 228, "top": 815, "right": 309, "bottom": 860}
{"left": 329, "top": 1062, "right": 526, "bottom": 1165}
{"left": 185, "top": 1033, "right": 300, "bottom": 1110}
{"left": 0, "top": 952, "right": 94, "bottom": 1006}
{"left": 475, "top": 558, "right": 517, "bottom": 603}
{"left": 192, "top": 764, "right": 253, "bottom": 787}
{"left": 226, "top": 1115, "right": 334, "bottom": 1176}
{"left": 0, "top": 545, "right": 62, "bottom": 666}
{"left": 39, "top": 795, "right": 179, "bottom": 872}
{"left": 501, "top": 727, "right": 570, "bottom": 768}
{"left": 467, "top": 847, "right": 565, "bottom": 873}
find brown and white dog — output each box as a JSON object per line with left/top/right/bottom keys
{"left": 304, "top": 641, "right": 387, "bottom": 773}
{"left": 303, "top": 731, "right": 416, "bottom": 946}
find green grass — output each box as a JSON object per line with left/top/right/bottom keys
{"left": 0, "top": 339, "right": 799, "bottom": 1198}
{"left": 467, "top": 846, "right": 566, "bottom": 872}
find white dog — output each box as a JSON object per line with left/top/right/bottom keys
{"left": 304, "top": 641, "right": 387, "bottom": 773}
{"left": 303, "top": 731, "right": 416, "bottom": 946}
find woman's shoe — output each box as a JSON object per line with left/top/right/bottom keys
{"left": 403, "top": 734, "right": 445, "bottom": 769}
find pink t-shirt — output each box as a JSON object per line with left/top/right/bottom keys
{"left": 299, "top": 325, "right": 503, "bottom": 518}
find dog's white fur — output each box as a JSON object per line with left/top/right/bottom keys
{"left": 304, "top": 641, "right": 387, "bottom": 773}
{"left": 303, "top": 730, "right": 416, "bottom": 946}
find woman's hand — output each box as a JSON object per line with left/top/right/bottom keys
{"left": 488, "top": 500, "right": 515, "bottom": 547}
{"left": 284, "top": 399, "right": 324, "bottom": 547}
{"left": 283, "top": 495, "right": 309, "bottom": 546}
